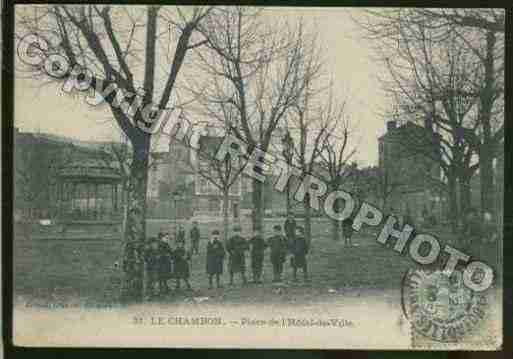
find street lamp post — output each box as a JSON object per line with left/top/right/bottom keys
{"left": 172, "top": 190, "right": 181, "bottom": 238}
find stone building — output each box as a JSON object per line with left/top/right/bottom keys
{"left": 377, "top": 120, "right": 442, "bottom": 223}
{"left": 147, "top": 133, "right": 244, "bottom": 220}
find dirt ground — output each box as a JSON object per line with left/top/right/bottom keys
{"left": 13, "top": 219, "right": 499, "bottom": 306}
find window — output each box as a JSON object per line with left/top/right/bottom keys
{"left": 208, "top": 198, "right": 219, "bottom": 212}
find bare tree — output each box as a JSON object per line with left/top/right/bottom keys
{"left": 355, "top": 8, "right": 504, "bottom": 220}
{"left": 411, "top": 9, "right": 504, "bottom": 217}
{"left": 316, "top": 89, "right": 357, "bottom": 241}
{"left": 355, "top": 10, "right": 499, "bottom": 229}
{"left": 413, "top": 9, "right": 504, "bottom": 34}
{"left": 287, "top": 69, "right": 334, "bottom": 242}
{"left": 17, "top": 5, "right": 213, "bottom": 301}
{"left": 195, "top": 132, "right": 246, "bottom": 242}
{"left": 189, "top": 8, "right": 317, "bottom": 230}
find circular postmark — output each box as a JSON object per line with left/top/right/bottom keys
{"left": 401, "top": 269, "right": 488, "bottom": 343}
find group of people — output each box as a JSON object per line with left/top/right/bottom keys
{"left": 142, "top": 214, "right": 311, "bottom": 297}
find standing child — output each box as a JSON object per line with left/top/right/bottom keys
{"left": 226, "top": 226, "right": 249, "bottom": 285}
{"left": 177, "top": 224, "right": 186, "bottom": 245}
{"left": 206, "top": 229, "right": 225, "bottom": 289}
{"left": 342, "top": 215, "right": 354, "bottom": 247}
{"left": 157, "top": 232, "right": 173, "bottom": 294}
{"left": 190, "top": 221, "right": 201, "bottom": 255}
{"left": 268, "top": 225, "right": 287, "bottom": 283}
{"left": 290, "top": 226, "right": 310, "bottom": 282}
{"left": 249, "top": 228, "right": 267, "bottom": 284}
{"left": 172, "top": 240, "right": 192, "bottom": 290}
{"left": 284, "top": 214, "right": 297, "bottom": 244}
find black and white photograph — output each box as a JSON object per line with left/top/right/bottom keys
{"left": 8, "top": 5, "right": 504, "bottom": 349}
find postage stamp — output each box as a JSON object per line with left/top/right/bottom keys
{"left": 401, "top": 269, "right": 500, "bottom": 349}
{"left": 8, "top": 5, "right": 504, "bottom": 350}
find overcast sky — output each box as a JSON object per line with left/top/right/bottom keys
{"left": 14, "top": 7, "right": 388, "bottom": 167}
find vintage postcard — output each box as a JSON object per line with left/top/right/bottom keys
{"left": 11, "top": 5, "right": 503, "bottom": 349}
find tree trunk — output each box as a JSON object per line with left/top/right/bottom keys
{"left": 286, "top": 182, "right": 292, "bottom": 217}
{"left": 252, "top": 179, "right": 264, "bottom": 230}
{"left": 121, "top": 135, "right": 150, "bottom": 302}
{"left": 448, "top": 175, "right": 459, "bottom": 233}
{"left": 459, "top": 176, "right": 471, "bottom": 218}
{"left": 480, "top": 146, "right": 495, "bottom": 216}
{"left": 479, "top": 30, "right": 497, "bottom": 218}
{"left": 223, "top": 189, "right": 229, "bottom": 243}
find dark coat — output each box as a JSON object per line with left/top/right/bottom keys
{"left": 144, "top": 247, "right": 160, "bottom": 272}
{"left": 190, "top": 226, "right": 200, "bottom": 243}
{"left": 177, "top": 229, "right": 186, "bottom": 243}
{"left": 250, "top": 235, "right": 267, "bottom": 259}
{"left": 290, "top": 235, "right": 309, "bottom": 268}
{"left": 157, "top": 241, "right": 173, "bottom": 279}
{"left": 226, "top": 235, "right": 248, "bottom": 272}
{"left": 342, "top": 217, "right": 354, "bottom": 238}
{"left": 172, "top": 247, "right": 190, "bottom": 279}
{"left": 206, "top": 239, "right": 225, "bottom": 275}
{"left": 284, "top": 218, "right": 297, "bottom": 239}
{"left": 268, "top": 234, "right": 287, "bottom": 264}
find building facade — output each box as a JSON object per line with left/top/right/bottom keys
{"left": 377, "top": 120, "right": 442, "bottom": 223}
{"left": 146, "top": 134, "right": 244, "bottom": 220}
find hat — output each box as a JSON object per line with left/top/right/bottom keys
{"left": 212, "top": 229, "right": 220, "bottom": 235}
{"left": 273, "top": 224, "right": 281, "bottom": 231}
{"left": 157, "top": 231, "right": 169, "bottom": 239}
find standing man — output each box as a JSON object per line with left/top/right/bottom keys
{"left": 226, "top": 226, "right": 249, "bottom": 285}
{"left": 206, "top": 229, "right": 225, "bottom": 289}
{"left": 249, "top": 228, "right": 268, "bottom": 284}
{"left": 268, "top": 225, "right": 287, "bottom": 283}
{"left": 190, "top": 221, "right": 201, "bottom": 255}
{"left": 177, "top": 224, "right": 186, "bottom": 245}
{"left": 342, "top": 215, "right": 354, "bottom": 247}
{"left": 290, "top": 227, "right": 310, "bottom": 282}
{"left": 284, "top": 213, "right": 297, "bottom": 245}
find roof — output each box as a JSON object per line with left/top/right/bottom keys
{"left": 378, "top": 121, "right": 441, "bottom": 150}
{"left": 16, "top": 130, "right": 126, "bottom": 155}
{"left": 58, "top": 160, "right": 122, "bottom": 182}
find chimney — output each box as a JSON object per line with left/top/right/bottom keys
{"left": 386, "top": 120, "right": 397, "bottom": 132}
